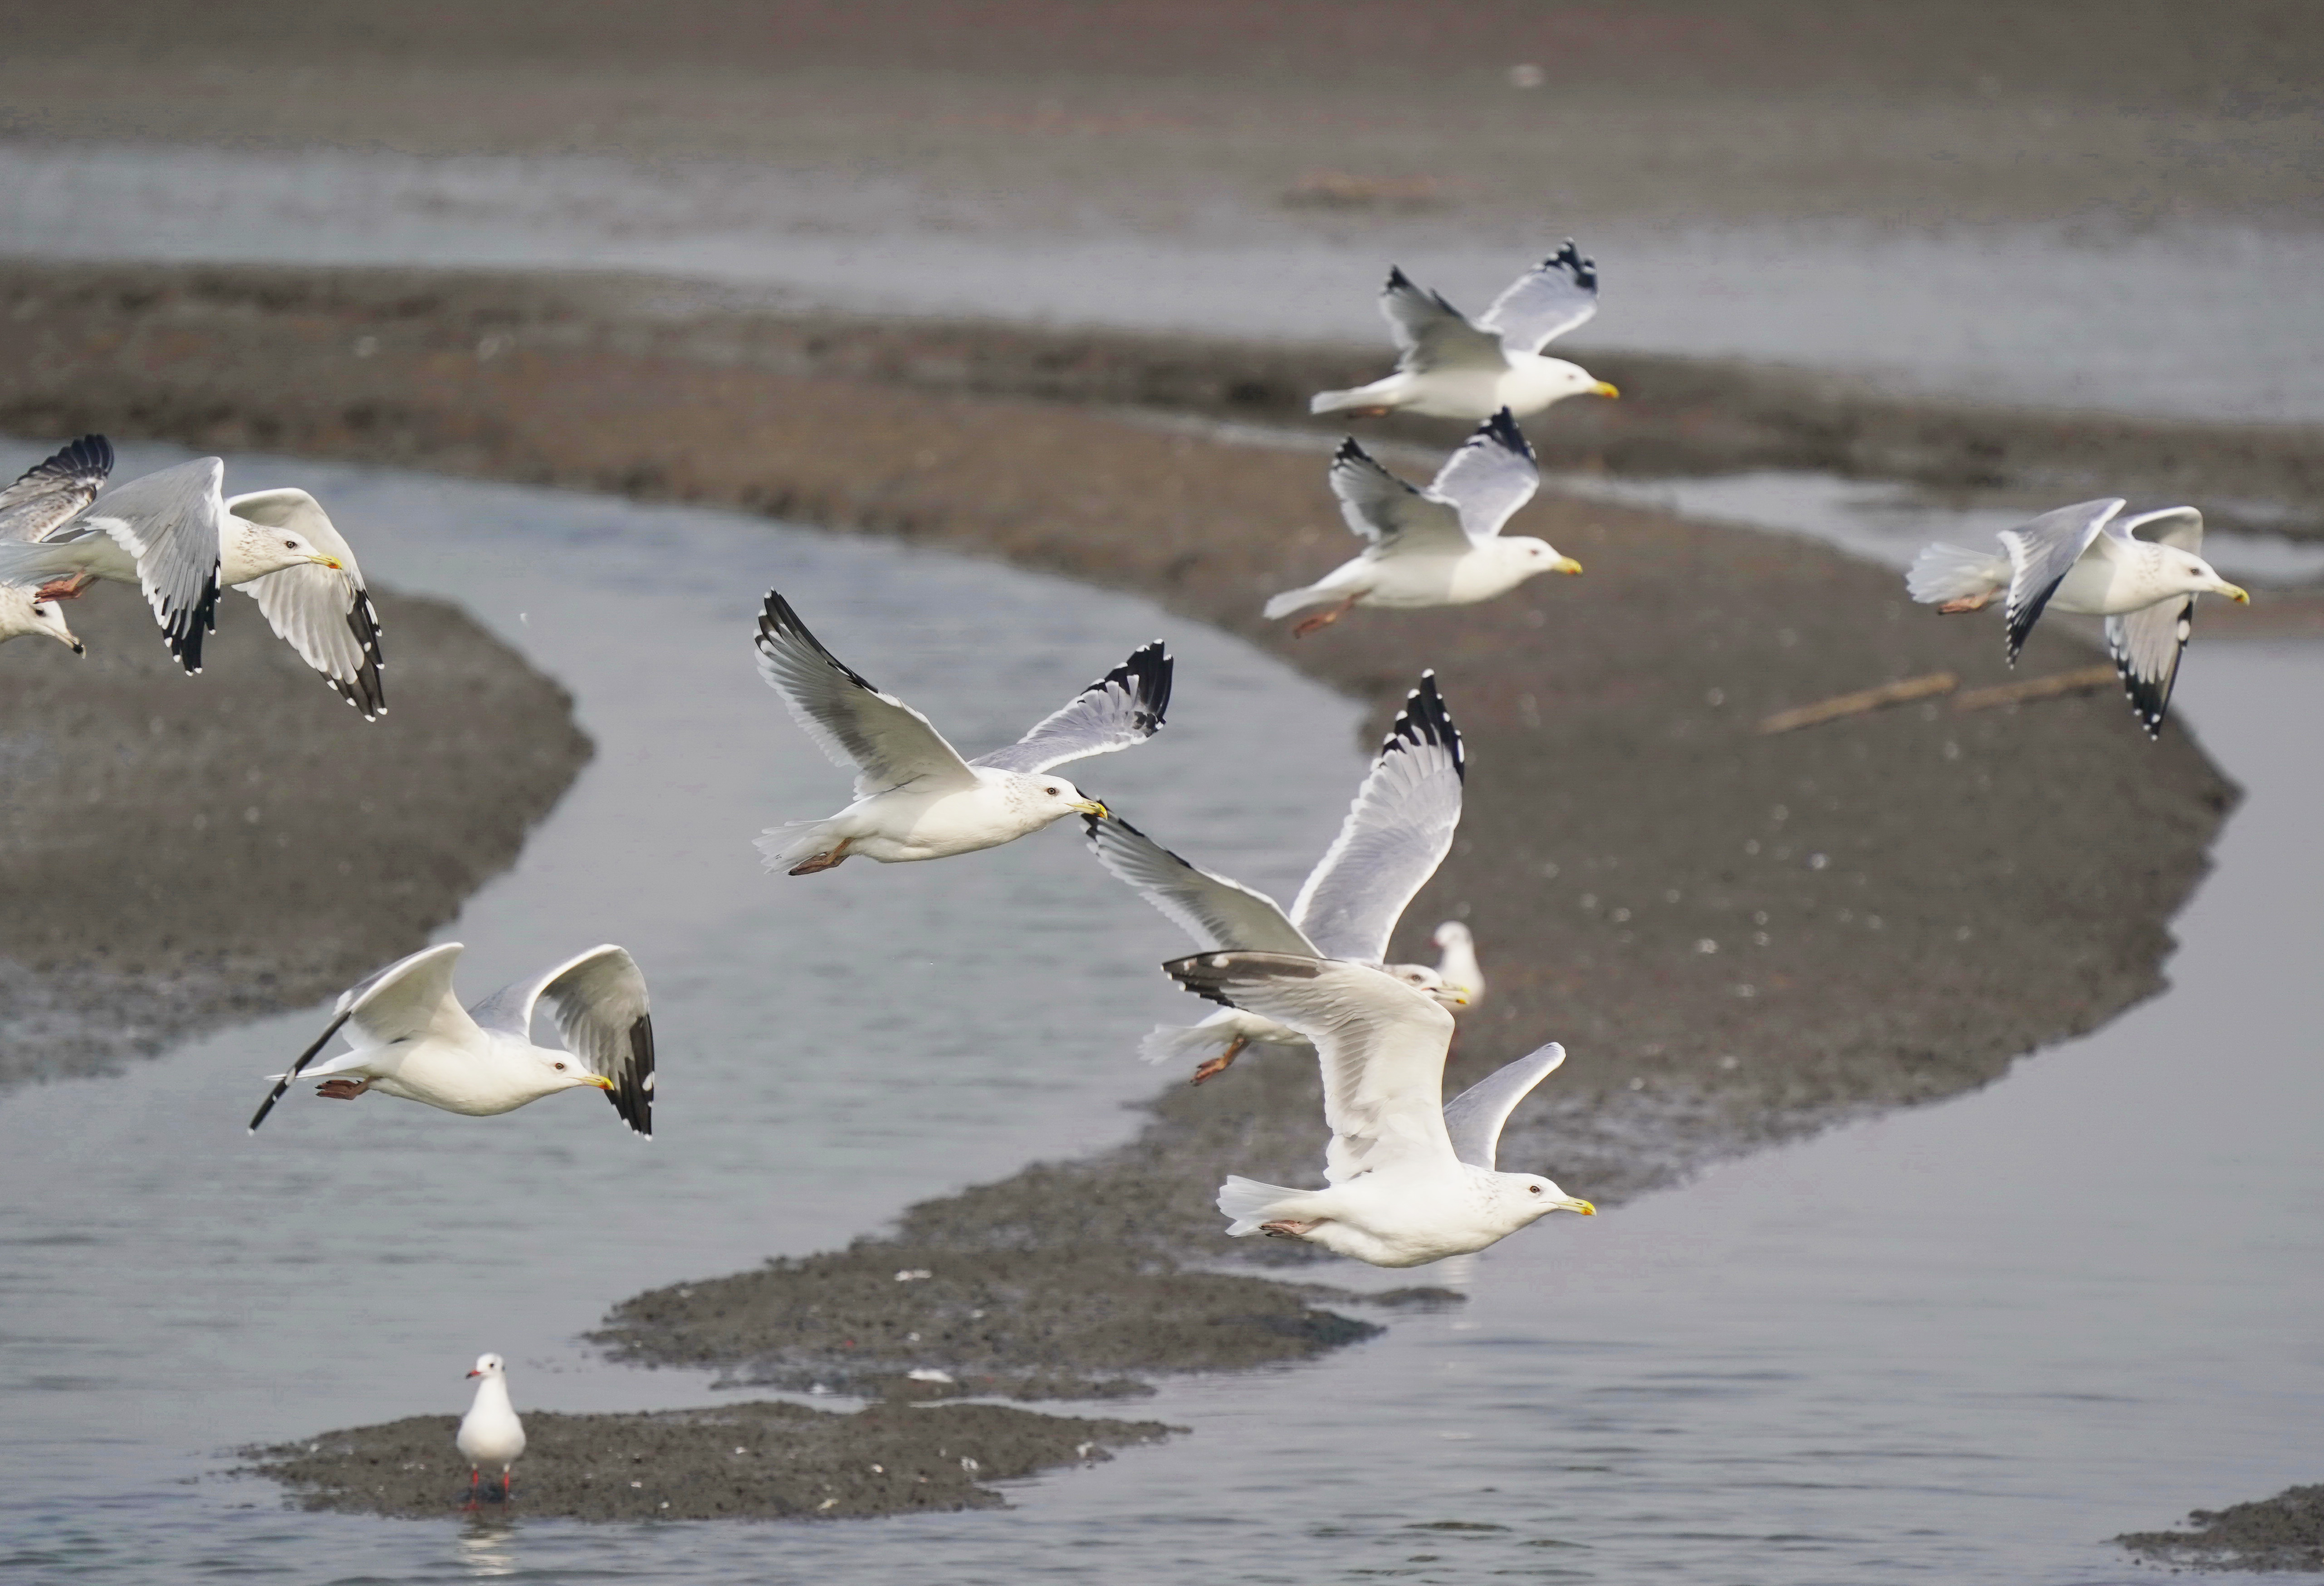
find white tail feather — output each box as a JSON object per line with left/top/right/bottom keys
{"left": 1906, "top": 542, "right": 2009, "bottom": 606}
{"left": 1138, "top": 1023, "right": 1227, "bottom": 1066}
{"left": 1217, "top": 1175, "right": 1303, "bottom": 1236}
{"left": 1310, "top": 387, "right": 1362, "bottom": 415}
{"left": 1263, "top": 584, "right": 1335, "bottom": 619}
{"left": 754, "top": 819, "right": 844, "bottom": 871}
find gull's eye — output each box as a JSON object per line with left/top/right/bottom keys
{"left": 1045, "top": 787, "right": 1059, "bottom": 796}
{"left": 553, "top": 1061, "right": 567, "bottom": 1071}
{"left": 1528, "top": 1184, "right": 1542, "bottom": 1195}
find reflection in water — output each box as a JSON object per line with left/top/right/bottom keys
{"left": 0, "top": 449, "right": 2315, "bottom": 1583}
{"left": 455, "top": 1522, "right": 517, "bottom": 1577}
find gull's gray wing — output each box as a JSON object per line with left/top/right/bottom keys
{"left": 2000, "top": 498, "right": 2125, "bottom": 664}
{"left": 1427, "top": 410, "right": 1539, "bottom": 541}
{"left": 1476, "top": 241, "right": 1600, "bottom": 354}
{"left": 753, "top": 588, "right": 980, "bottom": 798}
{"left": 228, "top": 488, "right": 386, "bottom": 720}
{"left": 970, "top": 641, "right": 1172, "bottom": 775}
{"left": 1381, "top": 266, "right": 1506, "bottom": 375}
{"left": 1084, "top": 812, "right": 1318, "bottom": 955}
{"left": 2104, "top": 507, "right": 2206, "bottom": 739}
{"left": 1292, "top": 673, "right": 1465, "bottom": 964}
{"left": 1165, "top": 951, "right": 1456, "bottom": 1183}
{"left": 0, "top": 435, "right": 111, "bottom": 543}
{"left": 1442, "top": 1042, "right": 1566, "bottom": 1170}
{"left": 1327, "top": 438, "right": 1468, "bottom": 552}
{"left": 86, "top": 458, "right": 229, "bottom": 675}
{"left": 248, "top": 942, "right": 473, "bottom": 1131}
{"left": 471, "top": 945, "right": 654, "bottom": 1137}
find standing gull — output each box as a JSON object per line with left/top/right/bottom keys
{"left": 457, "top": 1354, "right": 526, "bottom": 1505}
{"left": 247, "top": 942, "right": 654, "bottom": 1136}
{"left": 1310, "top": 242, "right": 1619, "bottom": 421}
{"left": 753, "top": 587, "right": 1169, "bottom": 873}
{"left": 0, "top": 456, "right": 387, "bottom": 716}
{"left": 1167, "top": 951, "right": 1594, "bottom": 1268}
{"left": 1431, "top": 920, "right": 1485, "bottom": 1007}
{"left": 1087, "top": 672, "right": 1467, "bottom": 1083}
{"left": 1907, "top": 499, "right": 2248, "bottom": 737}
{"left": 1266, "top": 409, "right": 1580, "bottom": 635}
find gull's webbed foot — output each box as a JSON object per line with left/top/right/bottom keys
{"left": 1292, "top": 598, "right": 1358, "bottom": 638}
{"left": 788, "top": 839, "right": 852, "bottom": 876}
{"left": 315, "top": 1078, "right": 371, "bottom": 1100}
{"left": 1259, "top": 1219, "right": 1319, "bottom": 1239}
{"left": 34, "top": 573, "right": 93, "bottom": 602}
{"left": 1190, "top": 1036, "right": 1250, "bottom": 1086}
{"left": 1937, "top": 594, "right": 1995, "bottom": 614}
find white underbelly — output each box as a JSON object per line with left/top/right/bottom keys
{"left": 845, "top": 784, "right": 1040, "bottom": 861}
{"left": 2049, "top": 555, "right": 2167, "bottom": 617}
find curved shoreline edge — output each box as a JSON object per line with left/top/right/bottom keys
{"left": 0, "top": 259, "right": 2240, "bottom": 1521}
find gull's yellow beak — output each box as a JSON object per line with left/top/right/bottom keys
{"left": 2223, "top": 584, "right": 2251, "bottom": 605}
{"left": 1073, "top": 798, "right": 1110, "bottom": 818}
{"left": 585, "top": 1074, "right": 615, "bottom": 1091}
{"left": 1554, "top": 557, "right": 1585, "bottom": 576}
{"left": 1589, "top": 381, "right": 1619, "bottom": 400}
{"left": 1565, "top": 1198, "right": 1597, "bottom": 1216}
{"left": 313, "top": 554, "right": 346, "bottom": 571}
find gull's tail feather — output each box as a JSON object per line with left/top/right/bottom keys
{"left": 1907, "top": 542, "right": 2009, "bottom": 607}
{"left": 1263, "top": 583, "right": 1336, "bottom": 620}
{"left": 1218, "top": 1175, "right": 1308, "bottom": 1236}
{"left": 1310, "top": 375, "right": 1402, "bottom": 416}
{"left": 755, "top": 818, "right": 845, "bottom": 872}
{"left": 1138, "top": 1023, "right": 1229, "bottom": 1066}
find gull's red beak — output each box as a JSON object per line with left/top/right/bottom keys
{"left": 465, "top": 1369, "right": 481, "bottom": 1378}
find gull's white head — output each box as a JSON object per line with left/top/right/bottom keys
{"left": 1008, "top": 772, "right": 1109, "bottom": 824}
{"left": 231, "top": 519, "right": 346, "bottom": 580}
{"left": 1433, "top": 921, "right": 1472, "bottom": 950}
{"left": 1498, "top": 536, "right": 1585, "bottom": 580}
{"left": 2163, "top": 546, "right": 2250, "bottom": 605}
{"left": 1511, "top": 356, "right": 1619, "bottom": 411}
{"left": 1496, "top": 1172, "right": 1596, "bottom": 1227}
{"left": 466, "top": 1353, "right": 506, "bottom": 1380}
{"left": 528, "top": 1046, "right": 615, "bottom": 1100}
{"left": 1389, "top": 962, "right": 1464, "bottom": 1009}
{"left": 28, "top": 598, "right": 83, "bottom": 654}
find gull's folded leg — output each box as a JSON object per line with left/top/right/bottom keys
{"left": 788, "top": 838, "right": 853, "bottom": 876}
{"left": 1292, "top": 597, "right": 1359, "bottom": 638}
{"left": 315, "top": 1078, "right": 371, "bottom": 1100}
{"left": 1937, "top": 592, "right": 1996, "bottom": 614}
{"left": 34, "top": 573, "right": 93, "bottom": 601}
{"left": 1189, "top": 1036, "right": 1249, "bottom": 1086}
{"left": 1260, "top": 1219, "right": 1319, "bottom": 1238}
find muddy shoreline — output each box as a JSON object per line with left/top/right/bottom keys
{"left": 0, "top": 259, "right": 2243, "bottom": 1519}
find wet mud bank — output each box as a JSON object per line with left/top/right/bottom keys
{"left": 246, "top": 1400, "right": 1178, "bottom": 1522}
{"left": 0, "top": 259, "right": 2238, "bottom": 1421}
{"left": 0, "top": 583, "right": 589, "bottom": 1087}
{"left": 2117, "top": 1484, "right": 2324, "bottom": 1573}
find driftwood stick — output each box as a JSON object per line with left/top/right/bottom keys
{"left": 1952, "top": 663, "right": 2118, "bottom": 714}
{"left": 1757, "top": 672, "right": 1958, "bottom": 735}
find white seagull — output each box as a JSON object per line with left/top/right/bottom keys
{"left": 1310, "top": 242, "right": 1619, "bottom": 421}
{"left": 1431, "top": 920, "right": 1485, "bottom": 1008}
{"left": 1167, "top": 950, "right": 1595, "bottom": 1268}
{"left": 247, "top": 942, "right": 654, "bottom": 1136}
{"left": 1265, "top": 409, "right": 1580, "bottom": 635}
{"left": 457, "top": 1353, "right": 527, "bottom": 1505}
{"left": 753, "top": 587, "right": 1170, "bottom": 874}
{"left": 0, "top": 456, "right": 387, "bottom": 717}
{"left": 1906, "top": 499, "right": 2249, "bottom": 737}
{"left": 1087, "top": 672, "right": 1466, "bottom": 1084}
{"left": 0, "top": 435, "right": 113, "bottom": 543}
{"left": 0, "top": 585, "right": 84, "bottom": 655}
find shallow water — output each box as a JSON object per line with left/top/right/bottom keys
{"left": 6, "top": 141, "right": 2324, "bottom": 423}
{"left": 1, "top": 448, "right": 2320, "bottom": 1583}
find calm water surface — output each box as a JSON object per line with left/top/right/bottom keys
{"left": 0, "top": 455, "right": 2319, "bottom": 1584}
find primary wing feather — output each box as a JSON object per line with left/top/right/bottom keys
{"left": 1292, "top": 673, "right": 1465, "bottom": 963}
{"left": 1441, "top": 1043, "right": 1566, "bottom": 1170}
{"left": 229, "top": 489, "right": 386, "bottom": 719}
{"left": 0, "top": 434, "right": 111, "bottom": 543}
{"left": 970, "top": 641, "right": 1172, "bottom": 775}
{"left": 1475, "top": 241, "right": 1600, "bottom": 353}
{"left": 1426, "top": 410, "right": 1538, "bottom": 542}
{"left": 753, "top": 588, "right": 979, "bottom": 798}
{"left": 1085, "top": 813, "right": 1317, "bottom": 955}
{"left": 1327, "top": 438, "right": 1465, "bottom": 551}
{"left": 1164, "top": 952, "right": 1456, "bottom": 1181}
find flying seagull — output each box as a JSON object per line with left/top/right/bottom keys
{"left": 248, "top": 942, "right": 654, "bottom": 1136}
{"left": 1087, "top": 672, "right": 1468, "bottom": 1083}
{"left": 0, "top": 455, "right": 387, "bottom": 716}
{"left": 1310, "top": 242, "right": 1619, "bottom": 421}
{"left": 0, "top": 434, "right": 113, "bottom": 543}
{"left": 1265, "top": 410, "right": 1580, "bottom": 635}
{"left": 753, "top": 587, "right": 1171, "bottom": 873}
{"left": 1906, "top": 499, "right": 2248, "bottom": 737}
{"left": 1168, "top": 950, "right": 1594, "bottom": 1268}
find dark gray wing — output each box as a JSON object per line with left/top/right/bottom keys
{"left": 2000, "top": 498, "right": 2124, "bottom": 664}
{"left": 470, "top": 944, "right": 654, "bottom": 1137}
{"left": 970, "top": 641, "right": 1172, "bottom": 775}
{"left": 1476, "top": 241, "right": 1600, "bottom": 353}
{"left": 249, "top": 942, "right": 470, "bottom": 1132}
{"left": 1380, "top": 266, "right": 1505, "bottom": 374}
{"left": 0, "top": 435, "right": 111, "bottom": 543}
{"left": 229, "top": 489, "right": 385, "bottom": 720}
{"left": 753, "top": 588, "right": 979, "bottom": 798}
{"left": 1427, "top": 410, "right": 1538, "bottom": 541}
{"left": 2104, "top": 508, "right": 2205, "bottom": 739}
{"left": 1442, "top": 1042, "right": 1566, "bottom": 1170}
{"left": 1326, "top": 437, "right": 1463, "bottom": 548}
{"left": 1083, "top": 812, "right": 1318, "bottom": 955}
{"left": 1292, "top": 673, "right": 1465, "bottom": 964}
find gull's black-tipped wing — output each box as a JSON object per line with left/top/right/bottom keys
{"left": 971, "top": 641, "right": 1172, "bottom": 776}
{"left": 2104, "top": 507, "right": 2206, "bottom": 739}
{"left": 229, "top": 488, "right": 386, "bottom": 720}
{"left": 0, "top": 434, "right": 112, "bottom": 543}
{"left": 1999, "top": 498, "right": 2124, "bottom": 665}
{"left": 1084, "top": 811, "right": 1317, "bottom": 955}
{"left": 1380, "top": 266, "right": 1504, "bottom": 374}
{"left": 1476, "top": 241, "right": 1600, "bottom": 354}
{"left": 753, "top": 588, "right": 979, "bottom": 798}
{"left": 471, "top": 945, "right": 655, "bottom": 1137}
{"left": 1427, "top": 410, "right": 1539, "bottom": 542}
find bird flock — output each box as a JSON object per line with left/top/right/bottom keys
{"left": 3, "top": 241, "right": 2255, "bottom": 1501}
